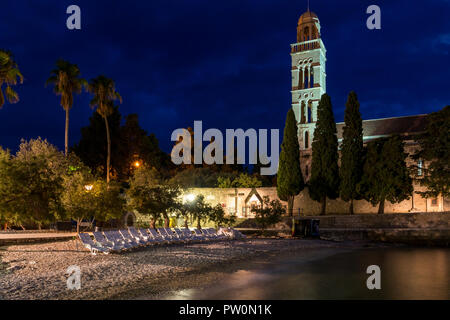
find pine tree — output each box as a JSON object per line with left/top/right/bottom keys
{"left": 359, "top": 135, "right": 413, "bottom": 214}
{"left": 339, "top": 91, "right": 364, "bottom": 214}
{"left": 309, "top": 93, "right": 340, "bottom": 215}
{"left": 277, "top": 108, "right": 304, "bottom": 216}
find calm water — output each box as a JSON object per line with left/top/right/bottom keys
{"left": 165, "top": 247, "right": 450, "bottom": 300}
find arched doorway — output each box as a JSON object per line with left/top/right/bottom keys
{"left": 123, "top": 212, "right": 136, "bottom": 227}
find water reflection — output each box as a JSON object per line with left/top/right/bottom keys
{"left": 163, "top": 248, "right": 449, "bottom": 300}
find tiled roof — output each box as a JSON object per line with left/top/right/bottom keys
{"left": 336, "top": 114, "right": 428, "bottom": 140}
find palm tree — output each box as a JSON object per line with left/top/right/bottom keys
{"left": 87, "top": 75, "right": 122, "bottom": 183}
{"left": 0, "top": 49, "right": 23, "bottom": 108}
{"left": 46, "top": 59, "right": 86, "bottom": 156}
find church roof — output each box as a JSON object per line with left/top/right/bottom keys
{"left": 298, "top": 11, "right": 318, "bottom": 25}
{"left": 336, "top": 114, "right": 428, "bottom": 140}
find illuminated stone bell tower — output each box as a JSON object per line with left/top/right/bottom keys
{"left": 290, "top": 9, "right": 326, "bottom": 180}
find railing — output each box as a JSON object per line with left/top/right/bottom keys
{"left": 291, "top": 39, "right": 321, "bottom": 53}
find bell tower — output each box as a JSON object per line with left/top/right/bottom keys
{"left": 290, "top": 9, "right": 326, "bottom": 180}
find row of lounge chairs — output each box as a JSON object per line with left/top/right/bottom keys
{"left": 78, "top": 227, "right": 230, "bottom": 255}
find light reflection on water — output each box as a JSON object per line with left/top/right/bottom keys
{"left": 164, "top": 248, "right": 450, "bottom": 300}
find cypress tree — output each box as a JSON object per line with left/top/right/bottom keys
{"left": 339, "top": 91, "right": 364, "bottom": 214}
{"left": 309, "top": 93, "right": 340, "bottom": 215}
{"left": 359, "top": 135, "right": 413, "bottom": 214}
{"left": 277, "top": 108, "right": 304, "bottom": 216}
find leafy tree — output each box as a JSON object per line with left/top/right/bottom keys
{"left": 87, "top": 75, "right": 122, "bottom": 183}
{"left": 168, "top": 167, "right": 221, "bottom": 187}
{"left": 208, "top": 204, "right": 236, "bottom": 228}
{"left": 217, "top": 172, "right": 262, "bottom": 188}
{"left": 251, "top": 196, "right": 285, "bottom": 230}
{"left": 127, "top": 167, "right": 179, "bottom": 228}
{"left": 187, "top": 195, "right": 211, "bottom": 229}
{"left": 413, "top": 106, "right": 450, "bottom": 198}
{"left": 0, "top": 139, "right": 64, "bottom": 229}
{"left": 309, "top": 94, "right": 340, "bottom": 215}
{"left": 117, "top": 114, "right": 172, "bottom": 180}
{"left": 0, "top": 49, "right": 23, "bottom": 108}
{"left": 339, "top": 91, "right": 364, "bottom": 214}
{"left": 277, "top": 108, "right": 304, "bottom": 215}
{"left": 359, "top": 135, "right": 413, "bottom": 214}
{"left": 45, "top": 59, "right": 86, "bottom": 156}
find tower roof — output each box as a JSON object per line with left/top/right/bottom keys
{"left": 298, "top": 11, "right": 318, "bottom": 25}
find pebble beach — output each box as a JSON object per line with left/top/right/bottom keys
{"left": 0, "top": 238, "right": 366, "bottom": 300}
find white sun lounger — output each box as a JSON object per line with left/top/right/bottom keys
{"left": 128, "top": 227, "right": 155, "bottom": 246}
{"left": 206, "top": 228, "right": 228, "bottom": 240}
{"left": 78, "top": 233, "right": 110, "bottom": 255}
{"left": 147, "top": 228, "right": 168, "bottom": 242}
{"left": 119, "top": 229, "right": 142, "bottom": 247}
{"left": 104, "top": 230, "right": 134, "bottom": 250}
{"left": 157, "top": 228, "right": 179, "bottom": 242}
{"left": 193, "top": 228, "right": 209, "bottom": 241}
{"left": 93, "top": 231, "right": 124, "bottom": 251}
{"left": 139, "top": 228, "right": 164, "bottom": 244}
{"left": 164, "top": 228, "right": 188, "bottom": 242}
{"left": 173, "top": 228, "right": 194, "bottom": 242}
{"left": 181, "top": 228, "right": 203, "bottom": 241}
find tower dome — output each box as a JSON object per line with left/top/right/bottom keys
{"left": 298, "top": 11, "right": 318, "bottom": 25}
{"left": 296, "top": 10, "right": 321, "bottom": 43}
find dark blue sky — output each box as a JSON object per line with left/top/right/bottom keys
{"left": 0, "top": 0, "right": 449, "bottom": 153}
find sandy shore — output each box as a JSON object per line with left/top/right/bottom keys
{"left": 0, "top": 238, "right": 368, "bottom": 300}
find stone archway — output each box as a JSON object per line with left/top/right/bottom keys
{"left": 123, "top": 212, "right": 136, "bottom": 227}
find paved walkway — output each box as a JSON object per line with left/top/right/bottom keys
{"left": 0, "top": 232, "right": 77, "bottom": 245}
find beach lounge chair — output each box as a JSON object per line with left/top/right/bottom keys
{"left": 173, "top": 228, "right": 193, "bottom": 242}
{"left": 78, "top": 233, "right": 110, "bottom": 255}
{"left": 119, "top": 229, "right": 143, "bottom": 247}
{"left": 93, "top": 231, "right": 124, "bottom": 251}
{"left": 206, "top": 228, "right": 228, "bottom": 240}
{"left": 157, "top": 228, "right": 177, "bottom": 242}
{"left": 139, "top": 228, "right": 163, "bottom": 244}
{"left": 181, "top": 228, "right": 203, "bottom": 241}
{"left": 147, "top": 228, "right": 168, "bottom": 242}
{"left": 193, "top": 228, "right": 209, "bottom": 241}
{"left": 128, "top": 227, "right": 155, "bottom": 246}
{"left": 104, "top": 230, "right": 134, "bottom": 250}
{"left": 164, "top": 228, "right": 187, "bottom": 242}
{"left": 199, "top": 228, "right": 218, "bottom": 240}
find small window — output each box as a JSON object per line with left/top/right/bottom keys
{"left": 305, "top": 165, "right": 309, "bottom": 177}
{"left": 431, "top": 198, "right": 438, "bottom": 206}
{"left": 417, "top": 159, "right": 423, "bottom": 176}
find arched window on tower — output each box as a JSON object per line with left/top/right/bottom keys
{"left": 308, "top": 101, "right": 313, "bottom": 122}
{"left": 298, "top": 68, "right": 303, "bottom": 89}
{"left": 310, "top": 67, "right": 314, "bottom": 88}
{"left": 304, "top": 131, "right": 309, "bottom": 149}
{"left": 304, "top": 27, "right": 309, "bottom": 41}
{"left": 300, "top": 101, "right": 306, "bottom": 124}
{"left": 304, "top": 67, "right": 309, "bottom": 89}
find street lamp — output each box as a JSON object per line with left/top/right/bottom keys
{"left": 84, "top": 184, "right": 93, "bottom": 191}
{"left": 133, "top": 161, "right": 141, "bottom": 168}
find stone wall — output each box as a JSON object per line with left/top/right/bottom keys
{"left": 183, "top": 185, "right": 447, "bottom": 217}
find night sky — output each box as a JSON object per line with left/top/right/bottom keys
{"left": 0, "top": 0, "right": 449, "bottom": 153}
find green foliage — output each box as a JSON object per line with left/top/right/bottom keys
{"left": 0, "top": 49, "right": 23, "bottom": 108}
{"left": 0, "top": 138, "right": 64, "bottom": 228}
{"left": 251, "top": 196, "right": 285, "bottom": 230}
{"left": 413, "top": 106, "right": 450, "bottom": 198}
{"left": 60, "top": 158, "right": 124, "bottom": 232}
{"left": 169, "top": 167, "right": 221, "bottom": 187}
{"left": 217, "top": 173, "right": 262, "bottom": 188}
{"left": 339, "top": 91, "right": 364, "bottom": 213}
{"left": 277, "top": 108, "right": 304, "bottom": 215}
{"left": 127, "top": 167, "right": 180, "bottom": 228}
{"left": 309, "top": 94, "right": 340, "bottom": 214}
{"left": 358, "top": 135, "right": 413, "bottom": 214}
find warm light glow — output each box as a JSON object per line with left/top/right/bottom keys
{"left": 184, "top": 194, "right": 196, "bottom": 202}
{"left": 84, "top": 184, "right": 93, "bottom": 191}
{"left": 133, "top": 161, "right": 141, "bottom": 168}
